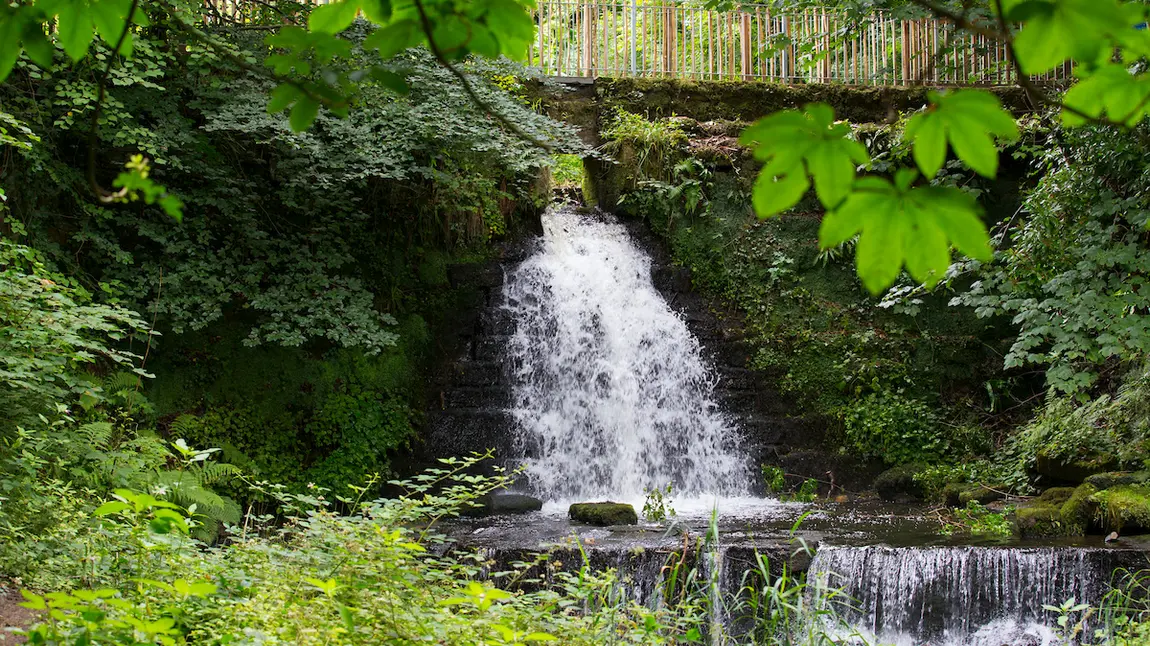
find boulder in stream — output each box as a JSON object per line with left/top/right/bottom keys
{"left": 569, "top": 502, "right": 638, "bottom": 526}
{"left": 1015, "top": 486, "right": 1086, "bottom": 538}
{"left": 1035, "top": 452, "right": 1114, "bottom": 484}
{"left": 466, "top": 493, "right": 544, "bottom": 516}
{"left": 943, "top": 483, "right": 1006, "bottom": 508}
{"left": 874, "top": 463, "right": 926, "bottom": 501}
{"left": 1084, "top": 470, "right": 1150, "bottom": 489}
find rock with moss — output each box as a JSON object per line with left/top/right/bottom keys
{"left": 1059, "top": 484, "right": 1098, "bottom": 535}
{"left": 1084, "top": 471, "right": 1150, "bottom": 490}
{"left": 1035, "top": 452, "right": 1115, "bottom": 484}
{"left": 943, "top": 483, "right": 1006, "bottom": 508}
{"left": 1091, "top": 485, "right": 1150, "bottom": 533}
{"left": 874, "top": 463, "right": 926, "bottom": 501}
{"left": 569, "top": 502, "right": 638, "bottom": 526}
{"left": 1015, "top": 487, "right": 1081, "bottom": 538}
{"left": 1038, "top": 486, "right": 1077, "bottom": 505}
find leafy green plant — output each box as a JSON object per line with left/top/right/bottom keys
{"left": 954, "top": 125, "right": 1150, "bottom": 395}
{"left": 940, "top": 501, "right": 1013, "bottom": 538}
{"left": 641, "top": 482, "right": 676, "bottom": 523}
{"left": 792, "top": 479, "right": 819, "bottom": 504}
{"left": 839, "top": 391, "right": 946, "bottom": 466}
{"left": 761, "top": 465, "right": 786, "bottom": 495}
{"left": 601, "top": 108, "right": 688, "bottom": 187}
{"left": 550, "top": 153, "right": 584, "bottom": 188}
{"left": 0, "top": 235, "right": 148, "bottom": 428}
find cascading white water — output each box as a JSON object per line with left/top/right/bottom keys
{"left": 807, "top": 544, "right": 1113, "bottom": 646}
{"left": 502, "top": 206, "right": 750, "bottom": 502}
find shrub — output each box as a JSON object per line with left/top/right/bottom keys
{"left": 839, "top": 392, "right": 946, "bottom": 465}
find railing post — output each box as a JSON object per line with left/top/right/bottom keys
{"left": 740, "top": 11, "right": 752, "bottom": 80}
{"left": 630, "top": 0, "right": 638, "bottom": 75}
{"left": 662, "top": 6, "right": 671, "bottom": 75}
{"left": 583, "top": 3, "right": 594, "bottom": 77}
{"left": 781, "top": 15, "right": 791, "bottom": 82}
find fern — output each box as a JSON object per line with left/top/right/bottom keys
{"left": 168, "top": 414, "right": 201, "bottom": 439}
{"left": 151, "top": 469, "right": 242, "bottom": 542}
{"left": 97, "top": 371, "right": 149, "bottom": 413}
{"left": 75, "top": 421, "right": 113, "bottom": 447}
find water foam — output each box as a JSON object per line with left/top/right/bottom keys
{"left": 503, "top": 206, "right": 751, "bottom": 502}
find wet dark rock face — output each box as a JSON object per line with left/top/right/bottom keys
{"left": 420, "top": 239, "right": 535, "bottom": 473}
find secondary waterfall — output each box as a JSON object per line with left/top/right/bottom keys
{"left": 502, "top": 206, "right": 751, "bottom": 502}
{"left": 807, "top": 544, "right": 1127, "bottom": 645}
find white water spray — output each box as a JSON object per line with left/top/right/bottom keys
{"left": 502, "top": 206, "right": 751, "bottom": 502}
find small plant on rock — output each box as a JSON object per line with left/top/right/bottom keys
{"left": 642, "top": 483, "right": 677, "bottom": 523}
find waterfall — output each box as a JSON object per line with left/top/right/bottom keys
{"left": 502, "top": 206, "right": 751, "bottom": 502}
{"left": 807, "top": 544, "right": 1125, "bottom": 645}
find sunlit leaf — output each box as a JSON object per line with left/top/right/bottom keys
{"left": 903, "top": 90, "right": 1018, "bottom": 179}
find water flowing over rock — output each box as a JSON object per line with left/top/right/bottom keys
{"left": 807, "top": 544, "right": 1139, "bottom": 645}
{"left": 502, "top": 206, "right": 751, "bottom": 502}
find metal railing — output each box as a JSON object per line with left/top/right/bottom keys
{"left": 526, "top": 2, "right": 1072, "bottom": 85}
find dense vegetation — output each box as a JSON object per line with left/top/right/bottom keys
{"left": 5, "top": 0, "right": 1150, "bottom": 643}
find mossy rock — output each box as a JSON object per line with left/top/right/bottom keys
{"left": 1060, "top": 484, "right": 1098, "bottom": 535}
{"left": 1035, "top": 452, "right": 1115, "bottom": 484}
{"left": 1015, "top": 504, "right": 1065, "bottom": 538}
{"left": 943, "top": 483, "right": 1006, "bottom": 508}
{"left": 1091, "top": 485, "right": 1150, "bottom": 534}
{"left": 1084, "top": 471, "right": 1150, "bottom": 490}
{"left": 569, "top": 502, "right": 638, "bottom": 526}
{"left": 874, "top": 463, "right": 926, "bottom": 501}
{"left": 465, "top": 493, "right": 544, "bottom": 517}
{"left": 1038, "top": 486, "right": 1077, "bottom": 505}
{"left": 1015, "top": 486, "right": 1096, "bottom": 538}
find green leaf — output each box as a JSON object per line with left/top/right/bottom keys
{"left": 820, "top": 177, "right": 989, "bottom": 293}
{"left": 289, "top": 95, "right": 320, "bottom": 131}
{"left": 949, "top": 130, "right": 998, "bottom": 177}
{"left": 20, "top": 23, "right": 56, "bottom": 69}
{"left": 309, "top": 1, "right": 361, "bottom": 35}
{"left": 370, "top": 68, "right": 409, "bottom": 94}
{"left": 91, "top": 0, "right": 133, "bottom": 54}
{"left": 267, "top": 83, "right": 301, "bottom": 114}
{"left": 806, "top": 143, "right": 856, "bottom": 209}
{"left": 363, "top": 20, "right": 419, "bottom": 59}
{"left": 19, "top": 591, "right": 46, "bottom": 610}
{"left": 486, "top": 0, "right": 536, "bottom": 58}
{"left": 432, "top": 14, "right": 471, "bottom": 55}
{"left": 855, "top": 199, "right": 905, "bottom": 293}
{"left": 359, "top": 0, "right": 391, "bottom": 23}
{"left": 56, "top": 0, "right": 96, "bottom": 62}
{"left": 742, "top": 104, "right": 870, "bottom": 217}
{"left": 1062, "top": 64, "right": 1150, "bottom": 126}
{"left": 0, "top": 18, "right": 22, "bottom": 82}
{"left": 904, "top": 90, "right": 1018, "bottom": 179}
{"left": 1012, "top": 0, "right": 1128, "bottom": 74}
{"left": 752, "top": 166, "right": 809, "bottom": 217}
{"left": 94, "top": 500, "right": 131, "bottom": 516}
{"left": 904, "top": 111, "right": 945, "bottom": 179}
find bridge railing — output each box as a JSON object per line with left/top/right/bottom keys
{"left": 205, "top": 0, "right": 1073, "bottom": 86}
{"left": 527, "top": 2, "right": 1072, "bottom": 85}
